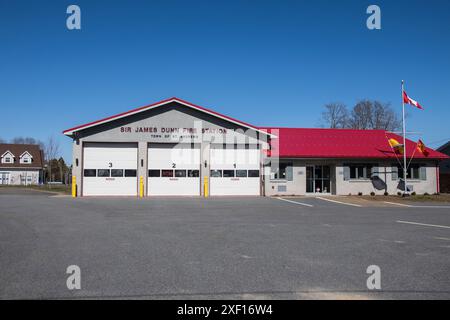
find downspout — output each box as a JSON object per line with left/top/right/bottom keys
{"left": 436, "top": 162, "right": 440, "bottom": 194}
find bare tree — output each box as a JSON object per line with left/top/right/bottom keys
{"left": 11, "top": 137, "right": 45, "bottom": 150}
{"left": 44, "top": 136, "right": 61, "bottom": 162}
{"left": 321, "top": 103, "right": 349, "bottom": 128}
{"left": 321, "top": 99, "right": 401, "bottom": 131}
{"left": 374, "top": 101, "right": 402, "bottom": 131}
{"left": 349, "top": 100, "right": 373, "bottom": 129}
{"left": 44, "top": 136, "right": 61, "bottom": 183}
{"left": 349, "top": 100, "right": 401, "bottom": 131}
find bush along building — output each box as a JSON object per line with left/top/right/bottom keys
{"left": 63, "top": 97, "right": 449, "bottom": 197}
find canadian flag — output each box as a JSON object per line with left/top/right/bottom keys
{"left": 403, "top": 91, "right": 424, "bottom": 110}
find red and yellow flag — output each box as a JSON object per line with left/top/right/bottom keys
{"left": 388, "top": 138, "right": 404, "bottom": 154}
{"left": 417, "top": 139, "right": 429, "bottom": 156}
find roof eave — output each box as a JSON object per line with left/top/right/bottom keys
{"left": 63, "top": 97, "right": 275, "bottom": 138}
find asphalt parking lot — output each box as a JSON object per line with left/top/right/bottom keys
{"left": 0, "top": 190, "right": 449, "bottom": 299}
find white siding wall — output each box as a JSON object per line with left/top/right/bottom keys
{"left": 335, "top": 162, "right": 438, "bottom": 195}
{"left": 265, "top": 160, "right": 307, "bottom": 196}
{"left": 0, "top": 170, "right": 40, "bottom": 185}
{"left": 264, "top": 159, "right": 439, "bottom": 196}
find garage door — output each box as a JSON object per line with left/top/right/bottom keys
{"left": 83, "top": 143, "right": 138, "bottom": 196}
{"left": 148, "top": 144, "right": 200, "bottom": 196}
{"left": 210, "top": 145, "right": 260, "bottom": 196}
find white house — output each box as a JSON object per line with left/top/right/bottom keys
{"left": 0, "top": 144, "right": 44, "bottom": 185}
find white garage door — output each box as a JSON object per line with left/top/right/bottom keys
{"left": 210, "top": 145, "right": 260, "bottom": 196}
{"left": 148, "top": 144, "right": 200, "bottom": 196}
{"left": 83, "top": 143, "right": 138, "bottom": 196}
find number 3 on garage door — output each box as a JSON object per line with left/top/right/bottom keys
{"left": 82, "top": 143, "right": 138, "bottom": 196}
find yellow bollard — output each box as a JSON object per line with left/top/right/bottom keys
{"left": 71, "top": 176, "right": 77, "bottom": 198}
{"left": 139, "top": 176, "right": 144, "bottom": 198}
{"left": 204, "top": 176, "right": 209, "bottom": 198}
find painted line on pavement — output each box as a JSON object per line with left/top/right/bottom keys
{"left": 316, "top": 197, "right": 362, "bottom": 207}
{"left": 276, "top": 197, "right": 314, "bottom": 207}
{"left": 384, "top": 201, "right": 450, "bottom": 209}
{"left": 409, "top": 205, "right": 450, "bottom": 209}
{"left": 384, "top": 201, "right": 412, "bottom": 207}
{"left": 396, "top": 220, "right": 450, "bottom": 229}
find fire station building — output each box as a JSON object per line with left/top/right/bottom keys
{"left": 63, "top": 97, "right": 448, "bottom": 197}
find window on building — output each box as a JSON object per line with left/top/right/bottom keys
{"left": 188, "top": 170, "right": 199, "bottom": 177}
{"left": 148, "top": 170, "right": 160, "bottom": 177}
{"left": 125, "top": 169, "right": 137, "bottom": 177}
{"left": 210, "top": 170, "right": 222, "bottom": 177}
{"left": 395, "top": 165, "right": 422, "bottom": 180}
{"left": 83, "top": 169, "right": 96, "bottom": 177}
{"left": 236, "top": 170, "right": 247, "bottom": 178}
{"left": 161, "top": 170, "right": 174, "bottom": 177}
{"left": 20, "top": 152, "right": 32, "bottom": 164}
{"left": 175, "top": 170, "right": 187, "bottom": 178}
{"left": 98, "top": 169, "right": 110, "bottom": 177}
{"left": 349, "top": 164, "right": 373, "bottom": 180}
{"left": 111, "top": 169, "right": 123, "bottom": 177}
{"left": 223, "top": 170, "right": 235, "bottom": 178}
{"left": 248, "top": 170, "right": 260, "bottom": 177}
{"left": 272, "top": 162, "right": 293, "bottom": 180}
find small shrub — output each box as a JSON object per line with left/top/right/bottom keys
{"left": 411, "top": 192, "right": 416, "bottom": 196}
{"left": 433, "top": 192, "right": 440, "bottom": 196}
{"left": 384, "top": 192, "right": 389, "bottom": 196}
{"left": 348, "top": 193, "right": 352, "bottom": 196}
{"left": 397, "top": 192, "right": 402, "bottom": 196}
{"left": 370, "top": 192, "right": 375, "bottom": 196}
{"left": 424, "top": 192, "right": 429, "bottom": 196}
{"left": 358, "top": 192, "right": 363, "bottom": 196}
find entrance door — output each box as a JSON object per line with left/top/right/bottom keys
{"left": 306, "top": 165, "right": 331, "bottom": 193}
{"left": 0, "top": 172, "right": 10, "bottom": 185}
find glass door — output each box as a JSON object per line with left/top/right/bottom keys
{"left": 306, "top": 165, "right": 331, "bottom": 193}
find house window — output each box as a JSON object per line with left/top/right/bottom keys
{"left": 1, "top": 151, "right": 15, "bottom": 164}
{"left": 349, "top": 164, "right": 373, "bottom": 180}
{"left": 272, "top": 162, "right": 293, "bottom": 180}
{"left": 19, "top": 152, "right": 33, "bottom": 164}
{"left": 396, "top": 165, "right": 421, "bottom": 180}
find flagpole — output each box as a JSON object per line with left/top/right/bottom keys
{"left": 401, "top": 80, "right": 408, "bottom": 195}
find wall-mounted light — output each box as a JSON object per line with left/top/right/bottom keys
{"left": 204, "top": 160, "right": 207, "bottom": 168}
{"left": 141, "top": 159, "right": 144, "bottom": 167}
{"left": 75, "top": 158, "right": 79, "bottom": 167}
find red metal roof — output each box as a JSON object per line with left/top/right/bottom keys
{"left": 62, "top": 97, "right": 448, "bottom": 161}
{"left": 261, "top": 128, "right": 449, "bottom": 160}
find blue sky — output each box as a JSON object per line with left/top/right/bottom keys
{"left": 1, "top": 0, "right": 449, "bottom": 163}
